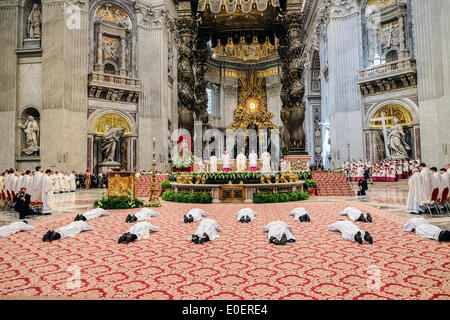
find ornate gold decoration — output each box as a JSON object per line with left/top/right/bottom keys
{"left": 367, "top": 0, "right": 395, "bottom": 9}
{"left": 228, "top": 70, "right": 278, "bottom": 130}
{"left": 108, "top": 172, "right": 135, "bottom": 197}
{"left": 369, "top": 104, "right": 413, "bottom": 128}
{"left": 149, "top": 137, "right": 161, "bottom": 206}
{"left": 96, "top": 3, "right": 131, "bottom": 25}
{"left": 197, "top": 0, "right": 280, "bottom": 14}
{"left": 93, "top": 113, "right": 132, "bottom": 135}
{"left": 212, "top": 36, "right": 278, "bottom": 63}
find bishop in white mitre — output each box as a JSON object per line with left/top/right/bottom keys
{"left": 249, "top": 150, "right": 258, "bottom": 172}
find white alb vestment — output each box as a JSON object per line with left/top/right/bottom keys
{"left": 406, "top": 172, "right": 425, "bottom": 213}
{"left": 236, "top": 153, "right": 247, "bottom": 172}
{"left": 23, "top": 175, "right": 33, "bottom": 193}
{"left": 262, "top": 221, "right": 295, "bottom": 242}
{"left": 0, "top": 222, "right": 35, "bottom": 237}
{"left": 41, "top": 174, "right": 54, "bottom": 214}
{"left": 14, "top": 175, "right": 24, "bottom": 193}
{"left": 338, "top": 207, "right": 365, "bottom": 221}
{"left": 127, "top": 221, "right": 159, "bottom": 240}
{"left": 82, "top": 208, "right": 110, "bottom": 220}
{"left": 55, "top": 221, "right": 93, "bottom": 239}
{"left": 182, "top": 208, "right": 208, "bottom": 223}
{"left": 70, "top": 173, "right": 76, "bottom": 191}
{"left": 289, "top": 207, "right": 310, "bottom": 220}
{"left": 403, "top": 218, "right": 429, "bottom": 232}
{"left": 403, "top": 217, "right": 441, "bottom": 241}
{"left": 249, "top": 152, "right": 258, "bottom": 168}
{"left": 420, "top": 168, "right": 433, "bottom": 200}
{"left": 189, "top": 218, "right": 221, "bottom": 241}
{"left": 209, "top": 156, "right": 218, "bottom": 172}
{"left": 328, "top": 221, "right": 363, "bottom": 242}
{"left": 236, "top": 208, "right": 257, "bottom": 221}
{"left": 31, "top": 171, "right": 44, "bottom": 201}
{"left": 261, "top": 152, "right": 271, "bottom": 172}
{"left": 134, "top": 208, "right": 160, "bottom": 221}
{"left": 222, "top": 153, "right": 231, "bottom": 169}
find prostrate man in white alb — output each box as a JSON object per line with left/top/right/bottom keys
{"left": 338, "top": 207, "right": 372, "bottom": 223}
{"left": 118, "top": 221, "right": 159, "bottom": 244}
{"left": 403, "top": 218, "right": 450, "bottom": 242}
{"left": 42, "top": 220, "right": 93, "bottom": 242}
{"left": 74, "top": 208, "right": 110, "bottom": 221}
{"left": 189, "top": 218, "right": 221, "bottom": 244}
{"left": 262, "top": 221, "right": 296, "bottom": 245}
{"left": 288, "top": 207, "right": 311, "bottom": 222}
{"left": 328, "top": 220, "right": 373, "bottom": 244}
{"left": 0, "top": 220, "right": 35, "bottom": 237}
{"left": 126, "top": 207, "right": 160, "bottom": 223}
{"left": 182, "top": 208, "right": 208, "bottom": 223}
{"left": 236, "top": 208, "right": 257, "bottom": 223}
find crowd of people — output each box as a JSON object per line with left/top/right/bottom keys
{"left": 344, "top": 159, "right": 421, "bottom": 182}
{"left": 0, "top": 167, "right": 108, "bottom": 219}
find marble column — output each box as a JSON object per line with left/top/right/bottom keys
{"left": 412, "top": 0, "right": 450, "bottom": 167}
{"left": 0, "top": 2, "right": 18, "bottom": 169}
{"left": 40, "top": 0, "right": 88, "bottom": 172}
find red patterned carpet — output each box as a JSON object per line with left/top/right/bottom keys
{"left": 0, "top": 201, "right": 449, "bottom": 300}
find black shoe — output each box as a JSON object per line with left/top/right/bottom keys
{"left": 366, "top": 213, "right": 372, "bottom": 223}
{"left": 245, "top": 216, "right": 251, "bottom": 223}
{"left": 239, "top": 216, "right": 245, "bottom": 223}
{"left": 81, "top": 215, "right": 87, "bottom": 221}
{"left": 48, "top": 231, "right": 59, "bottom": 242}
{"left": 189, "top": 215, "right": 194, "bottom": 223}
{"left": 192, "top": 234, "right": 200, "bottom": 244}
{"left": 43, "top": 230, "right": 52, "bottom": 242}
{"left": 118, "top": 234, "right": 126, "bottom": 244}
{"left": 358, "top": 214, "right": 367, "bottom": 223}
{"left": 126, "top": 234, "right": 138, "bottom": 243}
{"left": 354, "top": 231, "right": 363, "bottom": 244}
{"left": 269, "top": 236, "right": 276, "bottom": 244}
{"left": 280, "top": 234, "right": 287, "bottom": 245}
{"left": 272, "top": 238, "right": 281, "bottom": 245}
{"left": 23, "top": 220, "right": 28, "bottom": 224}
{"left": 299, "top": 215, "right": 305, "bottom": 222}
{"left": 184, "top": 215, "right": 189, "bottom": 223}
{"left": 288, "top": 238, "right": 296, "bottom": 242}
{"left": 305, "top": 214, "right": 311, "bottom": 222}
{"left": 202, "top": 233, "right": 210, "bottom": 243}
{"left": 438, "top": 230, "right": 450, "bottom": 242}
{"left": 126, "top": 214, "right": 132, "bottom": 223}
{"left": 364, "top": 231, "right": 373, "bottom": 244}
{"left": 74, "top": 214, "right": 80, "bottom": 221}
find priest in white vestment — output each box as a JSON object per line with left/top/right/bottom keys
{"left": 0, "top": 221, "right": 35, "bottom": 237}
{"left": 419, "top": 164, "right": 433, "bottom": 201}
{"left": 407, "top": 168, "right": 425, "bottom": 214}
{"left": 14, "top": 172, "right": 25, "bottom": 193}
{"left": 189, "top": 218, "right": 221, "bottom": 244}
{"left": 126, "top": 207, "right": 160, "bottom": 223}
{"left": 289, "top": 207, "right": 311, "bottom": 222}
{"left": 41, "top": 170, "right": 54, "bottom": 214}
{"left": 249, "top": 150, "right": 258, "bottom": 172}
{"left": 236, "top": 153, "right": 247, "bottom": 172}
{"left": 236, "top": 208, "right": 257, "bottom": 223}
{"left": 70, "top": 172, "right": 76, "bottom": 192}
{"left": 23, "top": 171, "right": 33, "bottom": 193}
{"left": 182, "top": 208, "right": 208, "bottom": 223}
{"left": 338, "top": 207, "right": 372, "bottom": 223}
{"left": 209, "top": 155, "right": 218, "bottom": 172}
{"left": 222, "top": 151, "right": 231, "bottom": 172}
{"left": 31, "top": 167, "right": 44, "bottom": 201}
{"left": 263, "top": 221, "right": 296, "bottom": 245}
{"left": 64, "top": 173, "right": 72, "bottom": 193}
{"left": 328, "top": 220, "right": 373, "bottom": 244}
{"left": 43, "top": 220, "right": 93, "bottom": 242}
{"left": 404, "top": 218, "right": 450, "bottom": 242}
{"left": 74, "top": 208, "right": 110, "bottom": 221}
{"left": 261, "top": 152, "right": 271, "bottom": 172}
{"left": 118, "top": 221, "right": 159, "bottom": 244}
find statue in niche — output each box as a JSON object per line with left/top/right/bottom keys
{"left": 27, "top": 4, "right": 42, "bottom": 39}
{"left": 387, "top": 118, "right": 411, "bottom": 159}
{"left": 366, "top": 6, "right": 380, "bottom": 63}
{"left": 103, "top": 39, "right": 120, "bottom": 61}
{"left": 101, "top": 125, "right": 126, "bottom": 162}
{"left": 19, "top": 115, "right": 40, "bottom": 155}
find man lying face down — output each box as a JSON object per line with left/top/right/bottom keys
{"left": 182, "top": 208, "right": 208, "bottom": 223}
{"left": 0, "top": 220, "right": 35, "bottom": 237}
{"left": 43, "top": 221, "right": 93, "bottom": 242}
{"left": 189, "top": 218, "right": 221, "bottom": 244}
{"left": 236, "top": 208, "right": 257, "bottom": 223}
{"left": 126, "top": 208, "right": 160, "bottom": 223}
{"left": 263, "top": 221, "right": 296, "bottom": 245}
{"left": 289, "top": 207, "right": 311, "bottom": 222}
{"left": 74, "top": 208, "right": 110, "bottom": 221}
{"left": 403, "top": 218, "right": 450, "bottom": 242}
{"left": 328, "top": 220, "right": 373, "bottom": 244}
{"left": 118, "top": 221, "right": 159, "bottom": 244}
{"left": 338, "top": 207, "right": 372, "bottom": 223}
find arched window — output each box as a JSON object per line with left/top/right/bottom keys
{"left": 385, "top": 50, "right": 398, "bottom": 63}
{"left": 104, "top": 63, "right": 117, "bottom": 75}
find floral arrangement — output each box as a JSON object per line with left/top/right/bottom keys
{"left": 172, "top": 154, "right": 195, "bottom": 169}
{"left": 93, "top": 192, "right": 144, "bottom": 209}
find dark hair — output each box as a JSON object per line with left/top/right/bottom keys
{"left": 419, "top": 163, "right": 426, "bottom": 167}
{"left": 430, "top": 167, "right": 438, "bottom": 171}
{"left": 45, "top": 169, "right": 52, "bottom": 174}
{"left": 20, "top": 187, "right": 26, "bottom": 191}
{"left": 441, "top": 168, "right": 448, "bottom": 172}
{"left": 26, "top": 170, "right": 31, "bottom": 174}
{"left": 36, "top": 166, "right": 41, "bottom": 171}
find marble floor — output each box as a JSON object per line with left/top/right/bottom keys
{"left": 1, "top": 180, "right": 449, "bottom": 228}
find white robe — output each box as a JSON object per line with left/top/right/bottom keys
{"left": 420, "top": 168, "right": 433, "bottom": 200}
{"left": 50, "top": 174, "right": 58, "bottom": 193}
{"left": 403, "top": 218, "right": 429, "bottom": 232}
{"left": 280, "top": 160, "right": 288, "bottom": 172}
{"left": 0, "top": 222, "right": 35, "bottom": 237}
{"left": 6, "top": 174, "right": 17, "bottom": 194}
{"left": 64, "top": 175, "right": 71, "bottom": 192}
{"left": 415, "top": 224, "right": 442, "bottom": 241}
{"left": 23, "top": 175, "right": 33, "bottom": 193}
{"left": 262, "top": 221, "right": 295, "bottom": 242}
{"left": 236, "top": 208, "right": 257, "bottom": 221}
{"left": 182, "top": 208, "right": 208, "bottom": 223}
{"left": 328, "top": 221, "right": 363, "bottom": 242}
{"left": 41, "top": 174, "right": 54, "bottom": 213}
{"left": 70, "top": 174, "right": 76, "bottom": 191}
{"left": 261, "top": 152, "right": 271, "bottom": 172}
{"left": 127, "top": 221, "right": 159, "bottom": 241}
{"left": 55, "top": 221, "right": 93, "bottom": 239}
{"left": 249, "top": 152, "right": 258, "bottom": 167}
{"left": 134, "top": 208, "right": 160, "bottom": 221}
{"left": 82, "top": 208, "right": 110, "bottom": 221}
{"left": 222, "top": 153, "right": 231, "bottom": 169}
{"left": 338, "top": 207, "right": 365, "bottom": 221}
{"left": 189, "top": 218, "right": 221, "bottom": 241}
{"left": 289, "top": 207, "right": 310, "bottom": 220}
{"left": 31, "top": 171, "right": 44, "bottom": 201}
{"left": 406, "top": 172, "right": 425, "bottom": 213}
{"left": 197, "top": 161, "right": 205, "bottom": 173}
{"left": 236, "top": 153, "right": 247, "bottom": 172}
{"left": 14, "top": 175, "right": 25, "bottom": 193}
{"left": 209, "top": 156, "right": 218, "bottom": 172}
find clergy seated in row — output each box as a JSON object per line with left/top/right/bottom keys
{"left": 338, "top": 207, "right": 372, "bottom": 223}
{"left": 189, "top": 218, "right": 221, "bottom": 244}
{"left": 126, "top": 207, "right": 160, "bottom": 223}
{"left": 0, "top": 221, "right": 35, "bottom": 237}
{"left": 263, "top": 221, "right": 296, "bottom": 245}
{"left": 289, "top": 207, "right": 311, "bottom": 222}
{"left": 406, "top": 166, "right": 441, "bottom": 214}
{"left": 182, "top": 208, "right": 208, "bottom": 223}
{"left": 118, "top": 221, "right": 159, "bottom": 244}
{"left": 328, "top": 220, "right": 373, "bottom": 245}
{"left": 74, "top": 208, "right": 110, "bottom": 222}
{"left": 43, "top": 220, "right": 93, "bottom": 242}
{"left": 236, "top": 208, "right": 257, "bottom": 223}
{"left": 403, "top": 218, "right": 450, "bottom": 242}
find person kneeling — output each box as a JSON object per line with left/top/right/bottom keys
{"left": 118, "top": 221, "right": 159, "bottom": 244}
{"left": 126, "top": 208, "right": 160, "bottom": 223}
{"left": 189, "top": 219, "right": 221, "bottom": 244}
{"left": 236, "top": 208, "right": 257, "bottom": 223}
{"left": 43, "top": 221, "right": 93, "bottom": 242}
{"left": 13, "top": 188, "right": 35, "bottom": 219}
{"left": 403, "top": 218, "right": 450, "bottom": 242}
{"left": 289, "top": 207, "right": 311, "bottom": 222}
{"left": 328, "top": 220, "right": 373, "bottom": 244}
{"left": 263, "top": 221, "right": 296, "bottom": 245}
{"left": 182, "top": 208, "right": 208, "bottom": 224}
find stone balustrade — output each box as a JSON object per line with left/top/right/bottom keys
{"left": 88, "top": 72, "right": 140, "bottom": 103}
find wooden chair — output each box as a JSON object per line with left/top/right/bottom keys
{"left": 424, "top": 188, "right": 440, "bottom": 216}
{"left": 437, "top": 187, "right": 449, "bottom": 213}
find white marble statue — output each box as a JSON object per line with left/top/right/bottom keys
{"left": 236, "top": 153, "right": 247, "bottom": 172}
{"left": 387, "top": 118, "right": 411, "bottom": 159}
{"left": 19, "top": 115, "right": 40, "bottom": 155}
{"left": 101, "top": 125, "right": 126, "bottom": 162}
{"left": 27, "top": 4, "right": 41, "bottom": 39}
